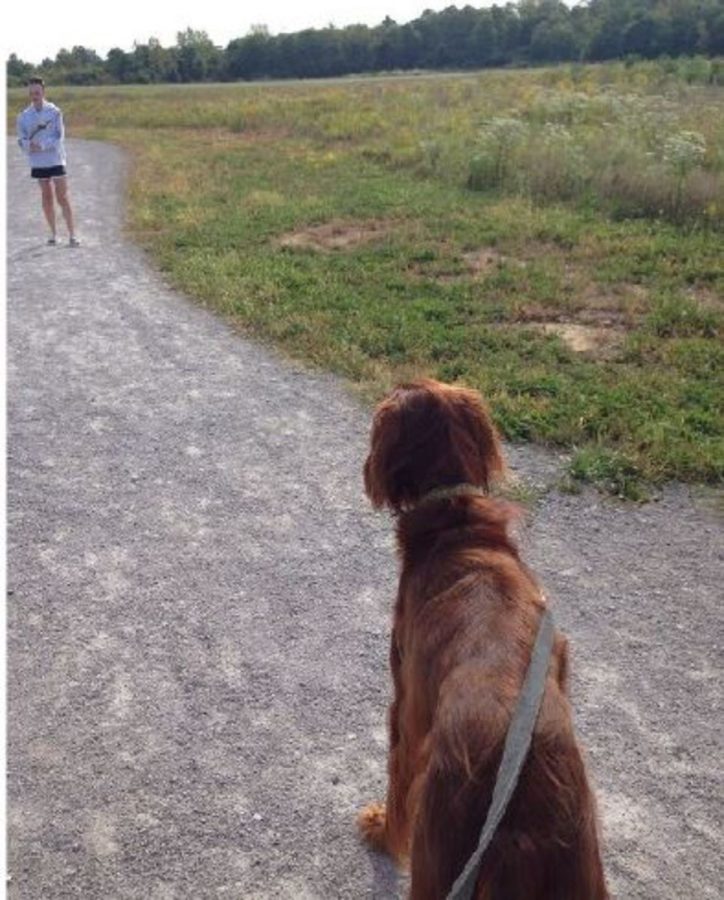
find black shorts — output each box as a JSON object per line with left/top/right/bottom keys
{"left": 31, "top": 165, "right": 66, "bottom": 180}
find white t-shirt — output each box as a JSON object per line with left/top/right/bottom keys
{"left": 17, "top": 101, "right": 67, "bottom": 169}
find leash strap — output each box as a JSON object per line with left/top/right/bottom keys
{"left": 446, "top": 607, "right": 555, "bottom": 900}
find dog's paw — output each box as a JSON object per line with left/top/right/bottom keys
{"left": 357, "top": 802, "right": 388, "bottom": 851}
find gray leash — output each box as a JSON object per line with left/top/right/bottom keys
{"left": 446, "top": 606, "right": 555, "bottom": 900}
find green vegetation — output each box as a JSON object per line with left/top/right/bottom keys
{"left": 7, "top": 62, "right": 723, "bottom": 496}
{"left": 7, "top": 0, "right": 724, "bottom": 86}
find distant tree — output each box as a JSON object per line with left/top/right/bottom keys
{"left": 53, "top": 45, "right": 105, "bottom": 84}
{"left": 106, "top": 48, "right": 130, "bottom": 82}
{"left": 389, "top": 23, "right": 420, "bottom": 69}
{"left": 373, "top": 17, "right": 400, "bottom": 71}
{"left": 491, "top": 4, "right": 522, "bottom": 61}
{"left": 469, "top": 14, "right": 501, "bottom": 67}
{"left": 584, "top": 0, "right": 629, "bottom": 60}
{"left": 587, "top": 17, "right": 625, "bottom": 61}
{"left": 665, "top": 6, "right": 702, "bottom": 57}
{"left": 175, "top": 28, "right": 221, "bottom": 82}
{"left": 706, "top": 8, "right": 724, "bottom": 54}
{"left": 130, "top": 41, "right": 155, "bottom": 83}
{"left": 6, "top": 53, "right": 34, "bottom": 86}
{"left": 290, "top": 28, "right": 342, "bottom": 78}
{"left": 147, "top": 38, "right": 179, "bottom": 82}
{"left": 425, "top": 5, "right": 481, "bottom": 67}
{"left": 225, "top": 31, "right": 270, "bottom": 80}
{"left": 338, "top": 25, "right": 374, "bottom": 74}
{"left": 622, "top": 15, "right": 659, "bottom": 58}
{"left": 319, "top": 27, "right": 345, "bottom": 76}
{"left": 530, "top": 19, "right": 580, "bottom": 61}
{"left": 55, "top": 45, "right": 102, "bottom": 68}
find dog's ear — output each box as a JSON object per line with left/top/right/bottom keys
{"left": 364, "top": 393, "right": 406, "bottom": 510}
{"left": 447, "top": 385, "right": 506, "bottom": 491}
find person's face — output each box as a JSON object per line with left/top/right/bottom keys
{"left": 29, "top": 84, "right": 44, "bottom": 109}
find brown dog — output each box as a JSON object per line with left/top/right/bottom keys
{"left": 358, "top": 379, "right": 607, "bottom": 899}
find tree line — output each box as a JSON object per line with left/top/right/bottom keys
{"left": 7, "top": 0, "right": 724, "bottom": 87}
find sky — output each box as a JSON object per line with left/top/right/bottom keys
{"left": 4, "top": 0, "right": 511, "bottom": 65}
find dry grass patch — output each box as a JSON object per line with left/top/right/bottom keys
{"left": 227, "top": 127, "right": 294, "bottom": 144}
{"left": 407, "top": 246, "right": 521, "bottom": 283}
{"left": 461, "top": 247, "right": 512, "bottom": 275}
{"left": 506, "top": 272, "right": 637, "bottom": 359}
{"left": 570, "top": 276, "right": 649, "bottom": 313}
{"left": 243, "top": 190, "right": 287, "bottom": 210}
{"left": 688, "top": 285, "right": 724, "bottom": 310}
{"left": 573, "top": 307, "right": 631, "bottom": 327}
{"left": 528, "top": 322, "right": 627, "bottom": 358}
{"left": 276, "top": 219, "right": 396, "bottom": 252}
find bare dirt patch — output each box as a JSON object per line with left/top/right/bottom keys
{"left": 408, "top": 247, "right": 519, "bottom": 283}
{"left": 461, "top": 247, "right": 510, "bottom": 275}
{"left": 574, "top": 307, "right": 632, "bottom": 327}
{"left": 506, "top": 239, "right": 653, "bottom": 318}
{"left": 276, "top": 220, "right": 395, "bottom": 252}
{"left": 216, "top": 126, "right": 294, "bottom": 145}
{"left": 507, "top": 295, "right": 632, "bottom": 359}
{"left": 574, "top": 281, "right": 650, "bottom": 317}
{"left": 511, "top": 304, "right": 628, "bottom": 325}
{"left": 687, "top": 285, "right": 724, "bottom": 310}
{"left": 527, "top": 322, "right": 626, "bottom": 357}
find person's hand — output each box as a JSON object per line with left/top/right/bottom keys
{"left": 29, "top": 140, "right": 41, "bottom": 152}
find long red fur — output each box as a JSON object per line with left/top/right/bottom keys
{"left": 358, "top": 379, "right": 607, "bottom": 900}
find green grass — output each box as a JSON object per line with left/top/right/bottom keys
{"left": 8, "top": 65, "right": 724, "bottom": 495}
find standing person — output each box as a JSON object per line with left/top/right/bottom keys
{"left": 17, "top": 76, "right": 80, "bottom": 246}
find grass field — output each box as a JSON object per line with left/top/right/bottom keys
{"left": 8, "top": 62, "right": 724, "bottom": 497}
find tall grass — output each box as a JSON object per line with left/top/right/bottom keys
{"left": 466, "top": 90, "right": 722, "bottom": 226}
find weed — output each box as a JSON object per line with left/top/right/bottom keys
{"left": 569, "top": 448, "right": 649, "bottom": 501}
{"left": 646, "top": 293, "right": 721, "bottom": 338}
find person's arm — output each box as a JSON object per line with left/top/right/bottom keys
{"left": 37, "top": 108, "right": 64, "bottom": 152}
{"left": 16, "top": 113, "right": 31, "bottom": 154}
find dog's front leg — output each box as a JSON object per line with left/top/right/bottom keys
{"left": 358, "top": 632, "right": 412, "bottom": 861}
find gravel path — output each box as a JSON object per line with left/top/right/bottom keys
{"left": 7, "top": 139, "right": 723, "bottom": 899}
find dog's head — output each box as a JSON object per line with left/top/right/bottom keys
{"left": 364, "top": 378, "right": 505, "bottom": 512}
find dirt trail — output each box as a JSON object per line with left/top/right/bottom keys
{"left": 7, "top": 139, "right": 723, "bottom": 898}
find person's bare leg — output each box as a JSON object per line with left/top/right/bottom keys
{"left": 53, "top": 177, "right": 76, "bottom": 242}
{"left": 39, "top": 179, "right": 56, "bottom": 240}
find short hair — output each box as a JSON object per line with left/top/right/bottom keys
{"left": 28, "top": 76, "right": 45, "bottom": 88}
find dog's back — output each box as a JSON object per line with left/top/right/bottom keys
{"left": 409, "top": 672, "right": 608, "bottom": 899}
{"left": 396, "top": 500, "right": 608, "bottom": 899}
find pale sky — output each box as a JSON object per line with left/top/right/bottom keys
{"left": 5, "top": 0, "right": 505, "bottom": 64}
